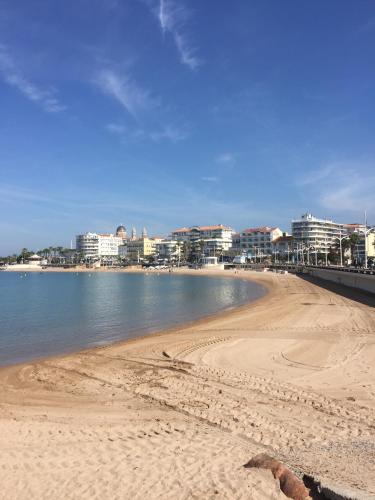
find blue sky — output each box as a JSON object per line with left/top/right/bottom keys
{"left": 1, "top": 0, "right": 375, "bottom": 254}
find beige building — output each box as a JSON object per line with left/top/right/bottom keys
{"left": 343, "top": 223, "right": 375, "bottom": 264}
{"left": 354, "top": 232, "right": 375, "bottom": 264}
{"left": 123, "top": 237, "right": 158, "bottom": 262}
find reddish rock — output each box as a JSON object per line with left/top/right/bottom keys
{"left": 244, "top": 453, "right": 311, "bottom": 500}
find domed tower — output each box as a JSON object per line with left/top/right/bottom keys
{"left": 116, "top": 225, "right": 127, "bottom": 241}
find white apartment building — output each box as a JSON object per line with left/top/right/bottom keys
{"left": 171, "top": 225, "right": 234, "bottom": 254}
{"left": 76, "top": 232, "right": 99, "bottom": 259}
{"left": 155, "top": 240, "right": 180, "bottom": 261}
{"left": 98, "top": 234, "right": 124, "bottom": 256}
{"left": 76, "top": 232, "right": 123, "bottom": 258}
{"left": 237, "top": 226, "right": 283, "bottom": 256}
{"left": 292, "top": 213, "right": 346, "bottom": 254}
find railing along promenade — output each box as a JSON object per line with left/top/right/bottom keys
{"left": 270, "top": 263, "right": 375, "bottom": 276}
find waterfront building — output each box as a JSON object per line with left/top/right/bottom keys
{"left": 118, "top": 243, "right": 127, "bottom": 259}
{"left": 237, "top": 226, "right": 283, "bottom": 257}
{"left": 343, "top": 223, "right": 366, "bottom": 235}
{"left": 342, "top": 223, "right": 375, "bottom": 265}
{"left": 231, "top": 233, "right": 241, "bottom": 249}
{"left": 292, "top": 213, "right": 346, "bottom": 255}
{"left": 28, "top": 253, "right": 43, "bottom": 267}
{"left": 76, "top": 230, "right": 123, "bottom": 259}
{"left": 98, "top": 234, "right": 124, "bottom": 256}
{"left": 4, "top": 253, "right": 47, "bottom": 271}
{"left": 125, "top": 237, "right": 157, "bottom": 262}
{"left": 155, "top": 239, "right": 179, "bottom": 261}
{"left": 171, "top": 225, "right": 234, "bottom": 256}
{"left": 349, "top": 231, "right": 375, "bottom": 265}
{"left": 271, "top": 235, "right": 294, "bottom": 261}
{"left": 358, "top": 233, "right": 375, "bottom": 263}
{"left": 201, "top": 256, "right": 224, "bottom": 269}
{"left": 76, "top": 232, "right": 99, "bottom": 259}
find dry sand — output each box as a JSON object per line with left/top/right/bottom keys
{"left": 0, "top": 269, "right": 375, "bottom": 499}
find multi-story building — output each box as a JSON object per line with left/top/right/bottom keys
{"left": 76, "top": 230, "right": 123, "bottom": 259}
{"left": 155, "top": 240, "right": 179, "bottom": 261}
{"left": 237, "top": 226, "right": 283, "bottom": 257}
{"left": 97, "top": 234, "right": 124, "bottom": 256}
{"left": 125, "top": 237, "right": 158, "bottom": 262}
{"left": 76, "top": 232, "right": 99, "bottom": 259}
{"left": 353, "top": 233, "right": 375, "bottom": 264}
{"left": 271, "top": 235, "right": 294, "bottom": 260}
{"left": 171, "top": 225, "right": 234, "bottom": 256}
{"left": 343, "top": 224, "right": 375, "bottom": 265}
{"left": 343, "top": 223, "right": 366, "bottom": 235}
{"left": 292, "top": 213, "right": 346, "bottom": 255}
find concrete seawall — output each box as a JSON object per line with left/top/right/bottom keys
{"left": 307, "top": 268, "right": 375, "bottom": 295}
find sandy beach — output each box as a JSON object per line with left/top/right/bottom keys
{"left": 1, "top": 269, "right": 375, "bottom": 499}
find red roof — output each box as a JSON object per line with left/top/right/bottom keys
{"left": 272, "top": 235, "right": 293, "bottom": 244}
{"left": 242, "top": 226, "right": 278, "bottom": 234}
{"left": 172, "top": 225, "right": 232, "bottom": 233}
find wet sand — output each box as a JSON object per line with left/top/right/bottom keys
{"left": 0, "top": 269, "right": 375, "bottom": 499}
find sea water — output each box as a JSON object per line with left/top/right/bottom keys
{"left": 0, "top": 272, "right": 265, "bottom": 366}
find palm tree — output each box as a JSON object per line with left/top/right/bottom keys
{"left": 182, "top": 241, "right": 191, "bottom": 263}
{"left": 18, "top": 248, "right": 33, "bottom": 263}
{"left": 175, "top": 240, "right": 184, "bottom": 266}
{"left": 334, "top": 237, "right": 350, "bottom": 265}
{"left": 349, "top": 233, "right": 360, "bottom": 264}
{"left": 198, "top": 239, "right": 205, "bottom": 262}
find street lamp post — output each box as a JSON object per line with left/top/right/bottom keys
{"left": 325, "top": 236, "right": 328, "bottom": 267}
{"left": 340, "top": 233, "right": 343, "bottom": 267}
{"left": 362, "top": 211, "right": 374, "bottom": 269}
{"left": 363, "top": 227, "right": 374, "bottom": 269}
{"left": 336, "top": 230, "right": 349, "bottom": 267}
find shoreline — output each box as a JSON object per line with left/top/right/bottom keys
{"left": 0, "top": 268, "right": 269, "bottom": 370}
{"left": 1, "top": 269, "right": 374, "bottom": 498}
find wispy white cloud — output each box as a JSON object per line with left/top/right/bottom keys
{"left": 96, "top": 69, "right": 158, "bottom": 118}
{"left": 201, "top": 176, "right": 218, "bottom": 183}
{"left": 320, "top": 177, "right": 375, "bottom": 213}
{"left": 149, "top": 124, "right": 189, "bottom": 142}
{"left": 154, "top": 0, "right": 201, "bottom": 70}
{"left": 215, "top": 153, "right": 236, "bottom": 165}
{"left": 0, "top": 45, "right": 65, "bottom": 113}
{"left": 296, "top": 164, "right": 335, "bottom": 186}
{"left": 106, "top": 123, "right": 127, "bottom": 135}
{"left": 106, "top": 122, "right": 188, "bottom": 143}
{"left": 296, "top": 160, "right": 375, "bottom": 214}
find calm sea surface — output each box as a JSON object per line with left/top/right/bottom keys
{"left": 0, "top": 272, "right": 265, "bottom": 366}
